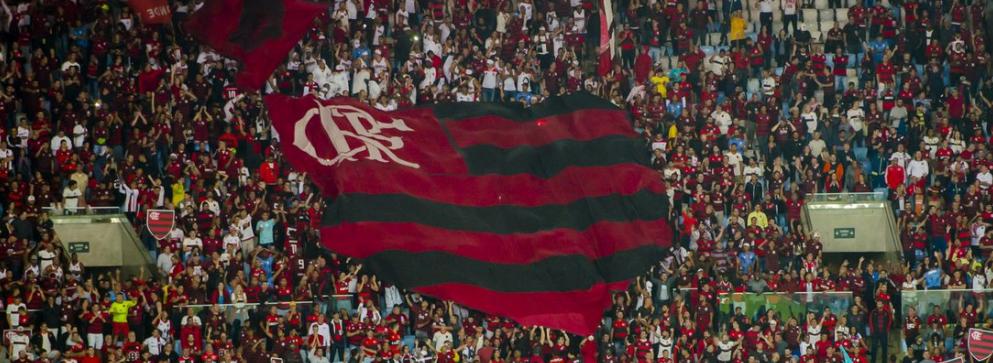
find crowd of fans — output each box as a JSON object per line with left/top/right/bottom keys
{"left": 0, "top": 0, "right": 992, "bottom": 362}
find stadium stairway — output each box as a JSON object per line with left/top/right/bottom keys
{"left": 801, "top": 192, "right": 903, "bottom": 258}
{"left": 51, "top": 212, "right": 156, "bottom": 278}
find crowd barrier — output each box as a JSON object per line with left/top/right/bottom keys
{"left": 805, "top": 192, "right": 887, "bottom": 203}
{"left": 42, "top": 206, "right": 123, "bottom": 215}
{"left": 17, "top": 288, "right": 993, "bottom": 344}
{"left": 900, "top": 288, "right": 993, "bottom": 321}
{"left": 717, "top": 291, "right": 854, "bottom": 324}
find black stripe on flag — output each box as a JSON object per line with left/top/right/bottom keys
{"left": 432, "top": 91, "right": 620, "bottom": 122}
{"left": 363, "top": 245, "right": 666, "bottom": 292}
{"left": 459, "top": 135, "right": 652, "bottom": 177}
{"left": 323, "top": 190, "right": 668, "bottom": 234}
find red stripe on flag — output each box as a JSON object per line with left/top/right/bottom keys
{"left": 331, "top": 163, "right": 664, "bottom": 207}
{"left": 446, "top": 109, "right": 635, "bottom": 148}
{"left": 322, "top": 219, "right": 672, "bottom": 264}
{"left": 413, "top": 282, "right": 618, "bottom": 335}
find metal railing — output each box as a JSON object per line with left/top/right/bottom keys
{"left": 805, "top": 192, "right": 887, "bottom": 203}
{"left": 900, "top": 288, "right": 993, "bottom": 320}
{"left": 717, "top": 291, "right": 854, "bottom": 323}
{"left": 172, "top": 296, "right": 354, "bottom": 310}
{"left": 43, "top": 206, "right": 123, "bottom": 215}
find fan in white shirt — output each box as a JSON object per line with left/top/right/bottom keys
{"left": 182, "top": 231, "right": 204, "bottom": 255}
{"left": 708, "top": 54, "right": 730, "bottom": 76}
{"left": 5, "top": 297, "right": 25, "bottom": 327}
{"left": 143, "top": 331, "right": 168, "bottom": 356}
{"left": 978, "top": 166, "right": 993, "bottom": 189}
{"left": 9, "top": 330, "right": 29, "bottom": 360}
{"left": 50, "top": 132, "right": 72, "bottom": 152}
{"left": 888, "top": 147, "right": 911, "bottom": 169}
{"left": 180, "top": 314, "right": 202, "bottom": 327}
{"left": 156, "top": 250, "right": 174, "bottom": 273}
{"left": 758, "top": 0, "right": 773, "bottom": 13}
{"left": 906, "top": 152, "right": 929, "bottom": 181}
{"left": 846, "top": 105, "right": 866, "bottom": 134}
{"left": 711, "top": 110, "right": 733, "bottom": 134}
{"left": 801, "top": 107, "right": 818, "bottom": 134}
{"left": 62, "top": 182, "right": 83, "bottom": 213}
{"left": 761, "top": 74, "right": 778, "bottom": 96}
{"left": 724, "top": 149, "right": 744, "bottom": 176}
{"left": 224, "top": 227, "right": 244, "bottom": 254}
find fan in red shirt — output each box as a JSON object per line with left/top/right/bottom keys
{"left": 346, "top": 314, "right": 366, "bottom": 346}
{"left": 122, "top": 332, "right": 143, "bottom": 362}
{"left": 436, "top": 343, "right": 458, "bottom": 363}
{"left": 200, "top": 345, "right": 220, "bottom": 363}
{"left": 611, "top": 310, "right": 629, "bottom": 346}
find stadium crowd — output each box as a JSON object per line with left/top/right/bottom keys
{"left": 0, "top": 0, "right": 992, "bottom": 362}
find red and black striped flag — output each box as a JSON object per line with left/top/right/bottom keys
{"left": 146, "top": 209, "right": 175, "bottom": 240}
{"left": 266, "top": 93, "right": 672, "bottom": 334}
{"left": 969, "top": 328, "right": 993, "bottom": 361}
{"left": 185, "top": 0, "right": 324, "bottom": 89}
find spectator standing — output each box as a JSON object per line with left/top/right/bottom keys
{"left": 868, "top": 301, "right": 893, "bottom": 363}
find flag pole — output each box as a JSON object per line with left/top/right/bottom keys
{"left": 168, "top": 2, "right": 179, "bottom": 48}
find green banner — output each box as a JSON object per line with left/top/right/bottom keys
{"left": 834, "top": 228, "right": 855, "bottom": 239}
{"left": 68, "top": 242, "right": 90, "bottom": 253}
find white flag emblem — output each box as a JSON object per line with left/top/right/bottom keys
{"left": 293, "top": 101, "right": 420, "bottom": 169}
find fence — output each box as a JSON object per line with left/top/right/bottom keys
{"left": 656, "top": 288, "right": 856, "bottom": 327}
{"left": 42, "top": 206, "right": 122, "bottom": 215}
{"left": 168, "top": 295, "right": 366, "bottom": 321}
{"left": 900, "top": 288, "right": 993, "bottom": 321}
{"left": 805, "top": 192, "right": 887, "bottom": 203}
{"left": 712, "top": 289, "right": 993, "bottom": 329}
{"left": 717, "top": 291, "right": 854, "bottom": 324}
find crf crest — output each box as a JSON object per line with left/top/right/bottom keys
{"left": 293, "top": 101, "right": 421, "bottom": 169}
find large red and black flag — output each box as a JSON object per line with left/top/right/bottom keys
{"left": 266, "top": 92, "right": 672, "bottom": 334}
{"left": 184, "top": 0, "right": 324, "bottom": 89}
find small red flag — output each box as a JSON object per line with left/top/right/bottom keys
{"left": 185, "top": 0, "right": 325, "bottom": 89}
{"left": 969, "top": 328, "right": 993, "bottom": 361}
{"left": 129, "top": 0, "right": 172, "bottom": 25}
{"left": 145, "top": 209, "right": 175, "bottom": 240}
